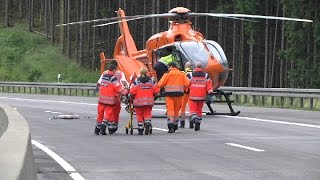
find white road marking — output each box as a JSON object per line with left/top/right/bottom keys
{"left": 45, "top": 111, "right": 52, "bottom": 113}
{"left": 226, "top": 143, "right": 265, "bottom": 152}
{"left": 220, "top": 115, "right": 320, "bottom": 129}
{"left": 152, "top": 127, "right": 168, "bottom": 132}
{"left": 2, "top": 96, "right": 320, "bottom": 129}
{"left": 31, "top": 140, "right": 85, "bottom": 180}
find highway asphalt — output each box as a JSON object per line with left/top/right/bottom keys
{"left": 0, "top": 93, "right": 319, "bottom": 180}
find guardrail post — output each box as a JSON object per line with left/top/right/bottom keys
{"left": 290, "top": 97, "right": 293, "bottom": 107}
{"left": 244, "top": 95, "right": 248, "bottom": 104}
{"left": 253, "top": 95, "right": 256, "bottom": 105}
{"left": 310, "top": 98, "right": 313, "bottom": 109}
{"left": 271, "top": 96, "right": 275, "bottom": 106}
{"left": 300, "top": 98, "right": 304, "bottom": 108}
{"left": 280, "top": 96, "right": 284, "bottom": 107}
{"left": 261, "top": 96, "right": 265, "bottom": 106}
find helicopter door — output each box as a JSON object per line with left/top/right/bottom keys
{"left": 153, "top": 45, "right": 184, "bottom": 70}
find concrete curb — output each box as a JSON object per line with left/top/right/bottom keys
{"left": 0, "top": 103, "right": 37, "bottom": 180}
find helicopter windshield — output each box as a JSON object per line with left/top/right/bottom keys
{"left": 178, "top": 41, "right": 209, "bottom": 67}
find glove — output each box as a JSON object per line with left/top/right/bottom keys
{"left": 95, "top": 86, "right": 99, "bottom": 93}
{"left": 208, "top": 90, "right": 214, "bottom": 94}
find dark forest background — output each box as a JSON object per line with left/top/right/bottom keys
{"left": 1, "top": 0, "right": 319, "bottom": 88}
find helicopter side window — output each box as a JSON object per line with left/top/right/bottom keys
{"left": 204, "top": 40, "right": 229, "bottom": 69}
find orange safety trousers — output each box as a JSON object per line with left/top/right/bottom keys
{"left": 135, "top": 106, "right": 152, "bottom": 123}
{"left": 114, "top": 99, "right": 121, "bottom": 123}
{"left": 179, "top": 93, "right": 189, "bottom": 118}
{"left": 97, "top": 102, "right": 116, "bottom": 123}
{"left": 166, "top": 96, "right": 183, "bottom": 122}
{"left": 188, "top": 100, "right": 204, "bottom": 117}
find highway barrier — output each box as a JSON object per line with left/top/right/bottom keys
{"left": 0, "top": 82, "right": 319, "bottom": 110}
{"left": 0, "top": 104, "right": 37, "bottom": 180}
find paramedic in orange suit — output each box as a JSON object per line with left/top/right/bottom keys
{"left": 157, "top": 62, "right": 190, "bottom": 133}
{"left": 187, "top": 62, "right": 213, "bottom": 131}
{"left": 95, "top": 64, "right": 128, "bottom": 135}
{"left": 130, "top": 68, "right": 160, "bottom": 135}
{"left": 110, "top": 60, "right": 128, "bottom": 134}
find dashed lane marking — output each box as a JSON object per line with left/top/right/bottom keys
{"left": 226, "top": 143, "right": 265, "bottom": 152}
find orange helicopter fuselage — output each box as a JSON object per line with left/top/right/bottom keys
{"left": 100, "top": 8, "right": 229, "bottom": 89}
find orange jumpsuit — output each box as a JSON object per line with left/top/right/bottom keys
{"left": 130, "top": 76, "right": 159, "bottom": 132}
{"left": 179, "top": 68, "right": 193, "bottom": 126}
{"left": 157, "top": 68, "right": 190, "bottom": 132}
{"left": 187, "top": 68, "right": 213, "bottom": 131}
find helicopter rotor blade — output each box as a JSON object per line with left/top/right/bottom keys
{"left": 92, "top": 13, "right": 181, "bottom": 28}
{"left": 189, "top": 13, "right": 313, "bottom": 23}
{"left": 56, "top": 15, "right": 147, "bottom": 27}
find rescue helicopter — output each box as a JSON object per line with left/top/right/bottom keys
{"left": 58, "top": 7, "right": 312, "bottom": 116}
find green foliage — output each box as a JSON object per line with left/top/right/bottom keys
{"left": 0, "top": 26, "right": 100, "bottom": 83}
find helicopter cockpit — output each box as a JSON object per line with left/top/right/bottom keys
{"left": 153, "top": 40, "right": 228, "bottom": 72}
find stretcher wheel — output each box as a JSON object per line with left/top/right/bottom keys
{"left": 130, "top": 128, "right": 133, "bottom": 135}
{"left": 125, "top": 127, "right": 128, "bottom": 134}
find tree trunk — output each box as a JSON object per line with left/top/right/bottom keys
{"left": 156, "top": 0, "right": 160, "bottom": 33}
{"left": 67, "top": 0, "right": 71, "bottom": 58}
{"left": 19, "top": 0, "right": 23, "bottom": 18}
{"left": 232, "top": 20, "right": 236, "bottom": 86}
{"left": 28, "top": 0, "right": 32, "bottom": 31}
{"left": 280, "top": 7, "right": 285, "bottom": 88}
{"left": 60, "top": 0, "right": 65, "bottom": 53}
{"left": 5, "top": 0, "right": 10, "bottom": 27}
{"left": 79, "top": 0, "right": 84, "bottom": 66}
{"left": 217, "top": 0, "right": 222, "bottom": 44}
{"left": 92, "top": 0, "right": 97, "bottom": 71}
{"left": 50, "top": 0, "right": 54, "bottom": 45}
{"left": 194, "top": 0, "right": 198, "bottom": 28}
{"left": 248, "top": 30, "right": 253, "bottom": 87}
{"left": 31, "top": 0, "right": 34, "bottom": 27}
{"left": 270, "top": 0, "right": 280, "bottom": 87}
{"left": 44, "top": 0, "right": 48, "bottom": 39}
{"left": 240, "top": 21, "right": 244, "bottom": 86}
{"left": 205, "top": 0, "right": 208, "bottom": 36}
{"left": 151, "top": 0, "right": 155, "bottom": 35}
{"left": 264, "top": 0, "right": 268, "bottom": 88}
{"left": 142, "top": 0, "right": 146, "bottom": 48}
{"left": 314, "top": 0, "right": 318, "bottom": 67}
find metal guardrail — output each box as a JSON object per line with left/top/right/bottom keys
{"left": 0, "top": 82, "right": 319, "bottom": 110}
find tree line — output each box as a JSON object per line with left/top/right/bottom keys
{"left": 1, "top": 0, "right": 319, "bottom": 88}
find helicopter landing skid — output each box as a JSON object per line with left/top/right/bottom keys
{"left": 205, "top": 89, "right": 240, "bottom": 116}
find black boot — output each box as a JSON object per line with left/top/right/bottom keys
{"left": 168, "top": 123, "right": 174, "bottom": 133}
{"left": 173, "top": 124, "right": 178, "bottom": 132}
{"left": 180, "top": 120, "right": 185, "bottom": 128}
{"left": 100, "top": 124, "right": 107, "bottom": 135}
{"left": 189, "top": 121, "right": 194, "bottom": 129}
{"left": 94, "top": 125, "right": 100, "bottom": 135}
{"left": 145, "top": 122, "right": 151, "bottom": 135}
{"left": 195, "top": 122, "right": 200, "bottom": 131}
